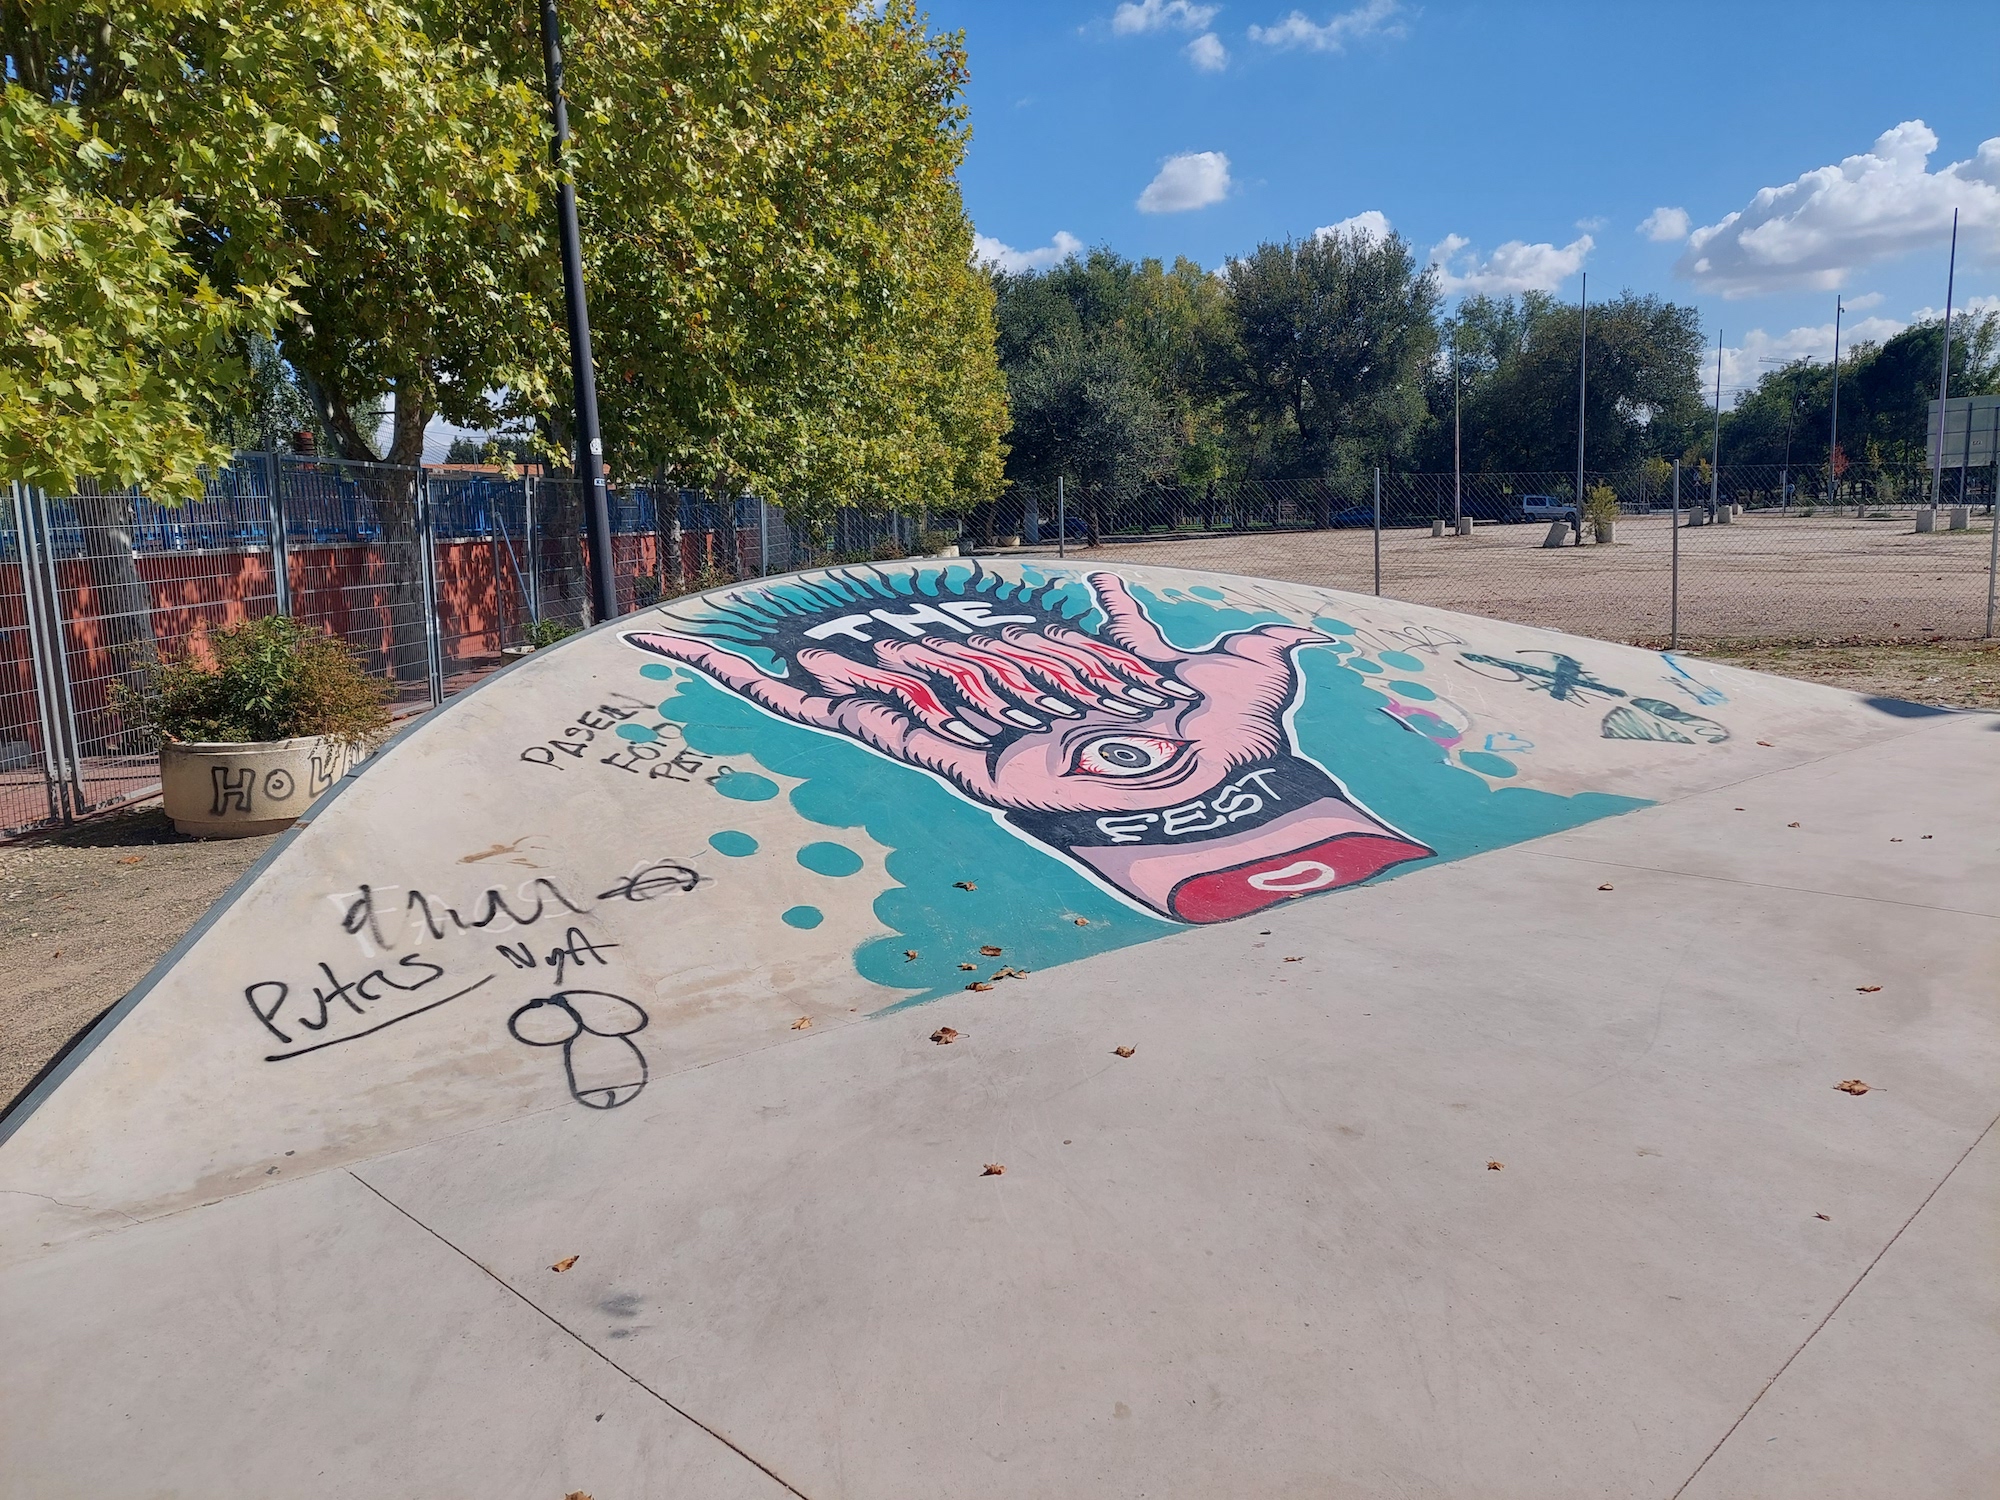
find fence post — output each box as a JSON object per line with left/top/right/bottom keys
{"left": 524, "top": 474, "right": 541, "bottom": 623}
{"left": 1057, "top": 476, "right": 1066, "bottom": 561}
{"left": 1670, "top": 459, "right": 1681, "bottom": 650}
{"left": 1372, "top": 467, "right": 1382, "bottom": 596}
{"left": 17, "top": 485, "right": 87, "bottom": 821}
{"left": 262, "top": 450, "right": 292, "bottom": 618}
{"left": 415, "top": 468, "right": 445, "bottom": 705}
{"left": 1986, "top": 449, "right": 1999, "bottom": 638}
{"left": 11, "top": 483, "right": 71, "bottom": 824}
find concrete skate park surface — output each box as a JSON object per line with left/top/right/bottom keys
{"left": 2, "top": 560, "right": 1994, "bottom": 1498}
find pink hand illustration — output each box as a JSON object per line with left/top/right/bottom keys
{"left": 624, "top": 570, "right": 1431, "bottom": 922}
{"left": 627, "top": 573, "right": 1319, "bottom": 813}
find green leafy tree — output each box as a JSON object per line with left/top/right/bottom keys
{"left": 1222, "top": 227, "right": 1439, "bottom": 478}
{"left": 1438, "top": 290, "right": 1705, "bottom": 475}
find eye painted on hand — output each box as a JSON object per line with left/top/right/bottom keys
{"left": 1069, "top": 733, "right": 1191, "bottom": 778}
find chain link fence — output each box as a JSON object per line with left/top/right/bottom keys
{"left": 4, "top": 453, "right": 1996, "bottom": 839}
{"left": 999, "top": 461, "right": 2000, "bottom": 647}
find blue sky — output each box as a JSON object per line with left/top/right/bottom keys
{"left": 937, "top": 0, "right": 2000, "bottom": 405}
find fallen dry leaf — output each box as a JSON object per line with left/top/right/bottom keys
{"left": 565, "top": 1492, "right": 593, "bottom": 1500}
{"left": 117, "top": 855, "right": 143, "bottom": 865}
{"left": 1835, "top": 1079, "right": 1871, "bottom": 1095}
{"left": 967, "top": 981, "right": 995, "bottom": 992}
{"left": 979, "top": 944, "right": 1002, "bottom": 957}
{"left": 551, "top": 1256, "right": 579, "bottom": 1273}
{"left": 1283, "top": 955, "right": 1303, "bottom": 962}
{"left": 1486, "top": 1160, "right": 1504, "bottom": 1171}
{"left": 954, "top": 881, "right": 977, "bottom": 891}
{"left": 1113, "top": 1045, "right": 1136, "bottom": 1058}
{"left": 1756, "top": 740, "right": 1774, "bottom": 747}
{"left": 1787, "top": 822, "right": 1801, "bottom": 828}
{"left": 1921, "top": 834, "right": 1933, "bottom": 840}
{"left": 1598, "top": 883, "right": 1615, "bottom": 891}
{"left": 981, "top": 1163, "right": 1005, "bottom": 1176}
{"left": 1856, "top": 985, "right": 1882, "bottom": 993}
{"left": 1073, "top": 917, "right": 1089, "bottom": 926}
{"left": 904, "top": 949, "right": 918, "bottom": 961}
{"left": 930, "top": 1027, "right": 960, "bottom": 1045}
{"left": 991, "top": 967, "right": 1019, "bottom": 980}
{"left": 1890, "top": 837, "right": 1903, "bottom": 843}
{"left": 1814, "top": 1213, "right": 1831, "bottom": 1221}
{"left": 959, "top": 962, "right": 977, "bottom": 971}
{"left": 790, "top": 1016, "right": 812, "bottom": 1030}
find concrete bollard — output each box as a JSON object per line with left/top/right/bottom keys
{"left": 1915, "top": 508, "right": 1936, "bottom": 533}
{"left": 1431, "top": 519, "right": 1445, "bottom": 537}
{"left": 1542, "top": 521, "right": 1571, "bottom": 549}
{"left": 1949, "top": 506, "right": 1970, "bottom": 531}
{"left": 1455, "top": 516, "right": 1473, "bottom": 536}
{"left": 1716, "top": 505, "right": 1733, "bottom": 524}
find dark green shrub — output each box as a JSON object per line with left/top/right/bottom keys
{"left": 134, "top": 615, "right": 391, "bottom": 746}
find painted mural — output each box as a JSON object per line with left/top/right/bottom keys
{"left": 612, "top": 562, "right": 1682, "bottom": 1013}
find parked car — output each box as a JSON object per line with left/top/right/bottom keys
{"left": 1521, "top": 493, "right": 1579, "bottom": 525}
{"left": 1325, "top": 505, "right": 1378, "bottom": 528}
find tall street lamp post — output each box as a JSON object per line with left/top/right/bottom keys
{"left": 538, "top": 0, "right": 617, "bottom": 625}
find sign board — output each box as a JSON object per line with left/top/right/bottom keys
{"left": 1927, "top": 394, "right": 2000, "bottom": 468}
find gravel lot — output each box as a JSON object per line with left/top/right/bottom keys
{"left": 1062, "top": 511, "right": 1998, "bottom": 644}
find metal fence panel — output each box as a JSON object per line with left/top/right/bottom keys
{"left": 2, "top": 452, "right": 1995, "bottom": 842}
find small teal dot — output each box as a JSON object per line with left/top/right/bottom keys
{"left": 1316, "top": 617, "right": 1356, "bottom": 635}
{"left": 709, "top": 830, "right": 758, "bottom": 857}
{"left": 1349, "top": 658, "right": 1384, "bottom": 674}
{"left": 781, "top": 905, "right": 824, "bottom": 930}
{"left": 797, "top": 841, "right": 864, "bottom": 877}
{"left": 1388, "top": 680, "right": 1437, "bottom": 700}
{"left": 1380, "top": 651, "right": 1425, "bottom": 671}
{"left": 715, "top": 771, "right": 779, "bottom": 801}
{"left": 1459, "top": 752, "right": 1518, "bottom": 778}
{"left": 638, "top": 662, "right": 675, "bottom": 680}
{"left": 616, "top": 722, "right": 659, "bottom": 742}
{"left": 1191, "top": 586, "right": 1225, "bottom": 600}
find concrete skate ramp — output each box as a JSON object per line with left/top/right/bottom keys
{"left": 3, "top": 560, "right": 1995, "bottom": 1498}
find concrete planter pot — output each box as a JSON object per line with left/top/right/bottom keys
{"left": 161, "top": 735, "right": 372, "bottom": 838}
{"left": 501, "top": 644, "right": 538, "bottom": 659}
{"left": 1594, "top": 519, "right": 1616, "bottom": 543}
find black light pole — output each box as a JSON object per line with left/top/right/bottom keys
{"left": 538, "top": 0, "right": 616, "bottom": 625}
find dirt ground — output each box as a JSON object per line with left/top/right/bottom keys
{"left": 4, "top": 522, "right": 1998, "bottom": 1115}
{"left": 1070, "top": 511, "right": 1999, "bottom": 643}
{"left": 0, "top": 808, "right": 278, "bottom": 1111}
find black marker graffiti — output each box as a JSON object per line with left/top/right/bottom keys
{"left": 340, "top": 878, "right": 589, "bottom": 949}
{"left": 596, "top": 860, "right": 702, "bottom": 903}
{"left": 508, "top": 990, "right": 651, "bottom": 1109}
{"left": 496, "top": 926, "right": 622, "bottom": 986}
{"left": 519, "top": 694, "right": 654, "bottom": 767}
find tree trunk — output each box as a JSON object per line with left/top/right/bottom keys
{"left": 312, "top": 377, "right": 433, "bottom": 687}
{"left": 72, "top": 480, "right": 161, "bottom": 753}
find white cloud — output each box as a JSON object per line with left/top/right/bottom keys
{"left": 1705, "top": 318, "right": 1899, "bottom": 407}
{"left": 1575, "top": 215, "right": 1608, "bottom": 232}
{"left": 1186, "top": 32, "right": 1228, "bottom": 69}
{"left": 1678, "top": 121, "right": 2000, "bottom": 297}
{"left": 973, "top": 230, "right": 1084, "bottom": 274}
{"left": 1248, "top": 0, "right": 1403, "bottom": 52}
{"left": 1315, "top": 210, "right": 1392, "bottom": 243}
{"left": 1639, "top": 206, "right": 1689, "bottom": 242}
{"left": 1427, "top": 233, "right": 1592, "bottom": 296}
{"left": 1843, "top": 291, "right": 1884, "bottom": 311}
{"left": 1112, "top": 0, "right": 1218, "bottom": 34}
{"left": 1137, "top": 151, "right": 1232, "bottom": 213}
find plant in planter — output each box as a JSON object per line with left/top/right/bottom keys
{"left": 1583, "top": 483, "right": 1620, "bottom": 543}
{"left": 134, "top": 616, "right": 392, "bottom": 838}
{"left": 502, "top": 617, "right": 583, "bottom": 657}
